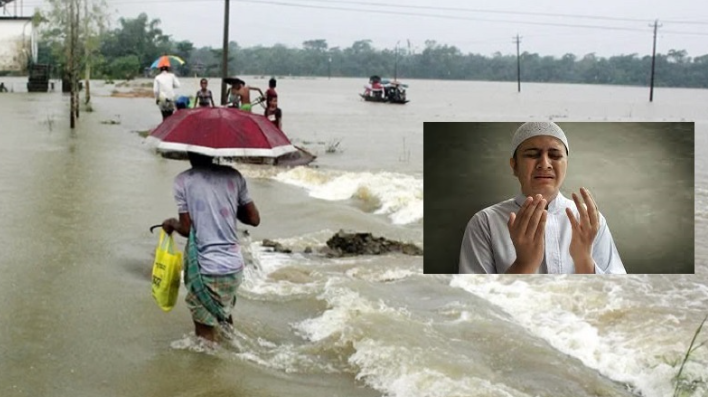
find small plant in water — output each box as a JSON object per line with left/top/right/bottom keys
{"left": 44, "top": 114, "right": 55, "bottom": 132}
{"left": 325, "top": 138, "right": 343, "bottom": 154}
{"left": 673, "top": 314, "right": 708, "bottom": 397}
{"left": 398, "top": 136, "right": 411, "bottom": 163}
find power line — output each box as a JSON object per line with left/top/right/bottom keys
{"left": 18, "top": 0, "right": 706, "bottom": 26}
{"left": 18, "top": 0, "right": 708, "bottom": 37}
{"left": 278, "top": 0, "right": 657, "bottom": 23}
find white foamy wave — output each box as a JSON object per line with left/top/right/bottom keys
{"left": 273, "top": 167, "right": 423, "bottom": 225}
{"left": 345, "top": 266, "right": 422, "bottom": 283}
{"left": 292, "top": 281, "right": 534, "bottom": 397}
{"left": 350, "top": 339, "right": 535, "bottom": 397}
{"left": 450, "top": 275, "right": 708, "bottom": 397}
{"left": 240, "top": 243, "right": 324, "bottom": 299}
{"left": 170, "top": 334, "right": 221, "bottom": 355}
{"left": 293, "top": 281, "right": 407, "bottom": 343}
{"left": 235, "top": 342, "right": 340, "bottom": 374}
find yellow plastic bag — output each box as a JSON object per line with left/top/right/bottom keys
{"left": 151, "top": 230, "right": 183, "bottom": 312}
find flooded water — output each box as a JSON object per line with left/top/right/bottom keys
{"left": 0, "top": 76, "right": 706, "bottom": 397}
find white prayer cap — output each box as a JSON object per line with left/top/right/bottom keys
{"left": 511, "top": 122, "right": 569, "bottom": 158}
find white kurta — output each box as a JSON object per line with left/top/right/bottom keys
{"left": 458, "top": 193, "right": 626, "bottom": 274}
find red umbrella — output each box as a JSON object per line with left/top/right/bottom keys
{"left": 147, "top": 107, "right": 298, "bottom": 158}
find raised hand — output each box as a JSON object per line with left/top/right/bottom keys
{"left": 565, "top": 187, "right": 599, "bottom": 273}
{"left": 506, "top": 194, "right": 547, "bottom": 273}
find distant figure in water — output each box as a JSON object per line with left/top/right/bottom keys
{"left": 458, "top": 122, "right": 626, "bottom": 274}
{"left": 0, "top": 82, "right": 7, "bottom": 93}
{"left": 161, "top": 151, "right": 260, "bottom": 342}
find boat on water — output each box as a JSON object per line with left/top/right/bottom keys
{"left": 360, "top": 75, "right": 409, "bottom": 104}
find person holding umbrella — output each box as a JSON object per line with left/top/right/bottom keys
{"left": 153, "top": 60, "right": 181, "bottom": 120}
{"left": 161, "top": 150, "right": 261, "bottom": 342}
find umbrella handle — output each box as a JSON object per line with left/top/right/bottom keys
{"left": 149, "top": 224, "right": 162, "bottom": 233}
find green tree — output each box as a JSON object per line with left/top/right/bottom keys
{"left": 100, "top": 13, "right": 170, "bottom": 73}
{"left": 108, "top": 54, "right": 140, "bottom": 79}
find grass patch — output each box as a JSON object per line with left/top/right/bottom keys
{"left": 673, "top": 314, "right": 708, "bottom": 397}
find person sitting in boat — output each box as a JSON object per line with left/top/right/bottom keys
{"left": 264, "top": 96, "right": 282, "bottom": 130}
{"left": 371, "top": 80, "right": 384, "bottom": 99}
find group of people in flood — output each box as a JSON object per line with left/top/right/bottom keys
{"left": 152, "top": 64, "right": 282, "bottom": 130}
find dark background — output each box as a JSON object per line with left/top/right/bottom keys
{"left": 424, "top": 122, "right": 695, "bottom": 274}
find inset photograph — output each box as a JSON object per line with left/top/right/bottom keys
{"left": 424, "top": 122, "right": 694, "bottom": 274}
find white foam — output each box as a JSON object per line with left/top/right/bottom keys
{"left": 273, "top": 167, "right": 423, "bottom": 225}
{"left": 240, "top": 242, "right": 324, "bottom": 298}
{"left": 349, "top": 339, "right": 535, "bottom": 397}
{"left": 345, "top": 266, "right": 422, "bottom": 283}
{"left": 235, "top": 342, "right": 340, "bottom": 374}
{"left": 292, "top": 281, "right": 535, "bottom": 397}
{"left": 450, "top": 275, "right": 708, "bottom": 397}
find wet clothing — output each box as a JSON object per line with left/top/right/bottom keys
{"left": 266, "top": 88, "right": 278, "bottom": 103}
{"left": 185, "top": 272, "right": 242, "bottom": 326}
{"left": 184, "top": 229, "right": 244, "bottom": 326}
{"left": 160, "top": 109, "right": 173, "bottom": 120}
{"left": 158, "top": 100, "right": 175, "bottom": 120}
{"left": 196, "top": 89, "right": 214, "bottom": 107}
{"left": 458, "top": 193, "right": 626, "bottom": 274}
{"left": 173, "top": 165, "right": 252, "bottom": 275}
{"left": 153, "top": 71, "right": 180, "bottom": 103}
{"left": 154, "top": 71, "right": 180, "bottom": 120}
{"left": 265, "top": 107, "right": 282, "bottom": 128}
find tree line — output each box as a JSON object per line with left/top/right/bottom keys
{"left": 36, "top": 10, "right": 708, "bottom": 89}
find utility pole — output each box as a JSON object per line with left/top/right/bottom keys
{"left": 394, "top": 40, "right": 400, "bottom": 81}
{"left": 69, "top": 0, "right": 76, "bottom": 128}
{"left": 513, "top": 34, "right": 522, "bottom": 92}
{"left": 649, "top": 19, "right": 661, "bottom": 102}
{"left": 74, "top": 0, "right": 80, "bottom": 119}
{"left": 84, "top": 0, "right": 90, "bottom": 104}
{"left": 328, "top": 56, "right": 331, "bottom": 79}
{"left": 220, "top": 0, "right": 230, "bottom": 105}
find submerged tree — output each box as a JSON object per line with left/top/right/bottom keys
{"left": 37, "top": 0, "right": 110, "bottom": 105}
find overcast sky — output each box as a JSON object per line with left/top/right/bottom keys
{"left": 8, "top": 0, "right": 708, "bottom": 57}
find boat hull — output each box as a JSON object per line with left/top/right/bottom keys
{"left": 359, "top": 94, "right": 409, "bottom": 104}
